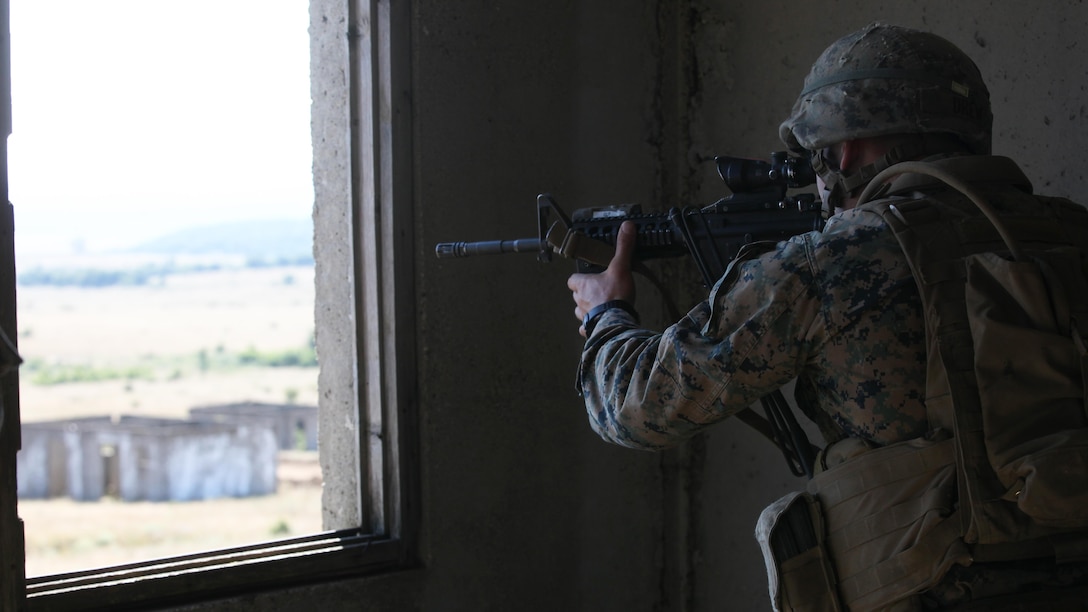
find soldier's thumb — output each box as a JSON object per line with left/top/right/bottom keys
{"left": 610, "top": 221, "right": 636, "bottom": 273}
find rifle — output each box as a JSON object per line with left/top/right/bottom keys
{"left": 435, "top": 152, "right": 823, "bottom": 288}
{"left": 435, "top": 152, "right": 824, "bottom": 477}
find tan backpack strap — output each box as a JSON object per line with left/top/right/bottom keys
{"left": 859, "top": 161, "right": 1028, "bottom": 262}
{"left": 876, "top": 198, "right": 1040, "bottom": 544}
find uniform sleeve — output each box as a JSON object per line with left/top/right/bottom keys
{"left": 577, "top": 235, "right": 823, "bottom": 450}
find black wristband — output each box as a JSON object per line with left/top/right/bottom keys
{"left": 583, "top": 300, "right": 639, "bottom": 336}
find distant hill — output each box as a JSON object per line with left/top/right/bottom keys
{"left": 129, "top": 219, "right": 313, "bottom": 263}
{"left": 17, "top": 219, "right": 314, "bottom": 287}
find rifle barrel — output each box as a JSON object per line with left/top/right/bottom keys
{"left": 435, "top": 238, "right": 541, "bottom": 259}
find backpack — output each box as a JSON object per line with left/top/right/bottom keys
{"left": 761, "top": 157, "right": 1088, "bottom": 611}
{"left": 869, "top": 159, "right": 1088, "bottom": 546}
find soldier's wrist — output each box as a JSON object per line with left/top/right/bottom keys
{"left": 583, "top": 300, "right": 639, "bottom": 336}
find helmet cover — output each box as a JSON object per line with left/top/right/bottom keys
{"left": 779, "top": 23, "right": 992, "bottom": 154}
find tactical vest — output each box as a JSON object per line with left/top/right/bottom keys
{"left": 759, "top": 157, "right": 1088, "bottom": 611}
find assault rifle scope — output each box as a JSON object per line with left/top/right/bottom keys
{"left": 435, "top": 151, "right": 821, "bottom": 287}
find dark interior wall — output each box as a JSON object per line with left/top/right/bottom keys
{"left": 413, "top": 1, "right": 677, "bottom": 609}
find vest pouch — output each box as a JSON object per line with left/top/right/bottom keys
{"left": 808, "top": 435, "right": 967, "bottom": 611}
{"left": 756, "top": 491, "right": 842, "bottom": 612}
{"left": 965, "top": 247, "right": 1088, "bottom": 530}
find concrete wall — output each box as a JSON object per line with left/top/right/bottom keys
{"left": 412, "top": 4, "right": 677, "bottom": 609}
{"left": 17, "top": 417, "right": 109, "bottom": 500}
{"left": 18, "top": 416, "right": 277, "bottom": 502}
{"left": 192, "top": 1, "right": 1088, "bottom": 610}
{"left": 189, "top": 402, "right": 318, "bottom": 451}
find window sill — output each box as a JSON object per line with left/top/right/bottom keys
{"left": 26, "top": 529, "right": 410, "bottom": 611}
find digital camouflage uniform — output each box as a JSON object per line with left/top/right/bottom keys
{"left": 577, "top": 187, "right": 928, "bottom": 450}
{"left": 576, "top": 22, "right": 1088, "bottom": 610}
{"left": 578, "top": 22, "right": 994, "bottom": 453}
{"left": 577, "top": 154, "right": 1088, "bottom": 608}
{"left": 576, "top": 153, "right": 1058, "bottom": 452}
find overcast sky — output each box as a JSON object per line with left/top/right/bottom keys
{"left": 7, "top": 1, "right": 313, "bottom": 257}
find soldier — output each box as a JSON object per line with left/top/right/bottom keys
{"left": 567, "top": 22, "right": 1088, "bottom": 610}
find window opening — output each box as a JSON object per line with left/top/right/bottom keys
{"left": 1, "top": 0, "right": 416, "bottom": 607}
{"left": 10, "top": 0, "right": 320, "bottom": 577}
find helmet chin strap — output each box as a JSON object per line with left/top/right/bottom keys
{"left": 810, "top": 141, "right": 928, "bottom": 217}
{"left": 811, "top": 151, "right": 846, "bottom": 216}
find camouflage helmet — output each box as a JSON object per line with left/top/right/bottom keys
{"left": 779, "top": 23, "right": 992, "bottom": 154}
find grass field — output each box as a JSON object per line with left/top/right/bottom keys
{"left": 14, "top": 263, "right": 324, "bottom": 577}
{"left": 19, "top": 457, "right": 323, "bottom": 577}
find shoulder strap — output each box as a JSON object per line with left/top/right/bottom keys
{"left": 873, "top": 197, "right": 1014, "bottom": 543}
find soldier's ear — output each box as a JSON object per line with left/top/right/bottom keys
{"left": 838, "top": 140, "right": 858, "bottom": 172}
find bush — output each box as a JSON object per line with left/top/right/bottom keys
{"left": 29, "top": 364, "right": 155, "bottom": 386}
{"left": 238, "top": 346, "right": 317, "bottom": 368}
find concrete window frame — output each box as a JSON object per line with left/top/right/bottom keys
{"left": 3, "top": 0, "right": 419, "bottom": 608}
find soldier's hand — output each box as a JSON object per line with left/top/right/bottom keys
{"left": 567, "top": 221, "right": 637, "bottom": 337}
